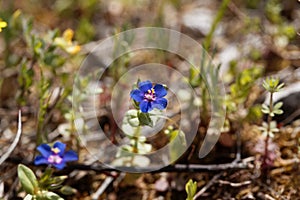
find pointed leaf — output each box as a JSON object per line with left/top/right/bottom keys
{"left": 185, "top": 179, "right": 197, "bottom": 200}
{"left": 169, "top": 130, "right": 187, "bottom": 163}
{"left": 276, "top": 83, "right": 284, "bottom": 90}
{"left": 138, "top": 112, "right": 153, "bottom": 127}
{"left": 274, "top": 102, "right": 283, "bottom": 110}
{"left": 17, "top": 164, "right": 39, "bottom": 195}
{"left": 273, "top": 109, "right": 283, "bottom": 115}
{"left": 39, "top": 168, "right": 53, "bottom": 186}
{"left": 37, "top": 191, "right": 63, "bottom": 200}
{"left": 261, "top": 104, "right": 270, "bottom": 114}
{"left": 60, "top": 185, "right": 77, "bottom": 195}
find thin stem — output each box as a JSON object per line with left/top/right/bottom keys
{"left": 267, "top": 92, "right": 273, "bottom": 129}
{"left": 263, "top": 91, "right": 273, "bottom": 170}
{"left": 203, "top": 0, "right": 231, "bottom": 50}
{"left": 132, "top": 125, "right": 141, "bottom": 154}
{"left": 129, "top": 125, "right": 141, "bottom": 165}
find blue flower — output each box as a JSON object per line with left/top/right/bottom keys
{"left": 130, "top": 80, "right": 168, "bottom": 113}
{"left": 34, "top": 142, "right": 78, "bottom": 170}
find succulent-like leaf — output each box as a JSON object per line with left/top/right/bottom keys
{"left": 274, "top": 102, "right": 283, "bottom": 110}
{"left": 60, "top": 185, "right": 77, "bottom": 195}
{"left": 17, "top": 164, "right": 39, "bottom": 195}
{"left": 185, "top": 179, "right": 197, "bottom": 200}
{"left": 36, "top": 191, "right": 63, "bottom": 200}
{"left": 24, "top": 194, "right": 33, "bottom": 200}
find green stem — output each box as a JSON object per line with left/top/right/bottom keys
{"left": 130, "top": 125, "right": 141, "bottom": 165}
{"left": 132, "top": 125, "right": 141, "bottom": 154}
{"left": 263, "top": 92, "right": 274, "bottom": 169}
{"left": 36, "top": 69, "right": 49, "bottom": 145}
{"left": 203, "top": 0, "right": 231, "bottom": 50}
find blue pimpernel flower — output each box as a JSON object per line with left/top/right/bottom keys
{"left": 34, "top": 141, "right": 78, "bottom": 170}
{"left": 130, "top": 80, "right": 168, "bottom": 113}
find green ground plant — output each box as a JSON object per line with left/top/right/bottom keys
{"left": 260, "top": 77, "right": 284, "bottom": 169}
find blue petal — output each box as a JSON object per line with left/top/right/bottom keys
{"left": 53, "top": 142, "right": 66, "bottom": 156}
{"left": 37, "top": 144, "right": 52, "bottom": 158}
{"left": 34, "top": 155, "right": 49, "bottom": 165}
{"left": 138, "top": 81, "right": 152, "bottom": 92}
{"left": 153, "top": 84, "right": 167, "bottom": 97}
{"left": 140, "top": 101, "right": 152, "bottom": 113}
{"left": 130, "top": 89, "right": 144, "bottom": 102}
{"left": 63, "top": 150, "right": 78, "bottom": 162}
{"left": 53, "top": 162, "right": 66, "bottom": 170}
{"left": 152, "top": 98, "right": 167, "bottom": 110}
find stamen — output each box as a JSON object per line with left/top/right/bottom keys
{"left": 144, "top": 87, "right": 156, "bottom": 102}
{"left": 51, "top": 147, "right": 60, "bottom": 154}
{"left": 48, "top": 155, "right": 63, "bottom": 164}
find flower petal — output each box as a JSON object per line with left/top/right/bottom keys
{"left": 130, "top": 89, "right": 144, "bottom": 102}
{"left": 34, "top": 155, "right": 49, "bottom": 165}
{"left": 153, "top": 84, "right": 167, "bottom": 97}
{"left": 37, "top": 144, "right": 52, "bottom": 158}
{"left": 63, "top": 150, "right": 78, "bottom": 162}
{"left": 53, "top": 142, "right": 66, "bottom": 156}
{"left": 152, "top": 98, "right": 167, "bottom": 110}
{"left": 140, "top": 101, "right": 152, "bottom": 113}
{"left": 138, "top": 81, "right": 152, "bottom": 92}
{"left": 53, "top": 162, "right": 66, "bottom": 170}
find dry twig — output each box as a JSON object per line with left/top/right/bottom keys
{"left": 218, "top": 180, "right": 251, "bottom": 187}
{"left": 0, "top": 110, "right": 22, "bottom": 165}
{"left": 193, "top": 172, "right": 223, "bottom": 199}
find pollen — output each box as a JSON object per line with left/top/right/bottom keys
{"left": 147, "top": 88, "right": 155, "bottom": 94}
{"left": 0, "top": 19, "right": 7, "bottom": 32}
{"left": 51, "top": 147, "right": 60, "bottom": 154}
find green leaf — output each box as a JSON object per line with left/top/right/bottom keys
{"left": 273, "top": 109, "right": 283, "bottom": 115}
{"left": 60, "top": 185, "right": 77, "bottom": 195}
{"left": 75, "top": 17, "right": 95, "bottom": 43}
{"left": 36, "top": 191, "right": 63, "bottom": 200}
{"left": 43, "top": 53, "right": 66, "bottom": 68}
{"left": 169, "top": 130, "right": 187, "bottom": 163}
{"left": 126, "top": 110, "right": 139, "bottom": 127}
{"left": 39, "top": 168, "right": 53, "bottom": 187}
{"left": 262, "top": 104, "right": 269, "bottom": 110}
{"left": 50, "top": 176, "right": 68, "bottom": 185}
{"left": 262, "top": 80, "right": 269, "bottom": 91}
{"left": 47, "top": 176, "right": 68, "bottom": 190}
{"left": 185, "top": 179, "right": 197, "bottom": 200}
{"left": 274, "top": 102, "right": 283, "bottom": 110}
{"left": 128, "top": 118, "right": 140, "bottom": 127}
{"left": 138, "top": 112, "right": 153, "bottom": 127}
{"left": 270, "top": 121, "right": 277, "bottom": 129}
{"left": 17, "top": 164, "right": 39, "bottom": 195}
{"left": 261, "top": 104, "right": 270, "bottom": 114}
{"left": 24, "top": 194, "right": 33, "bottom": 200}
{"left": 276, "top": 83, "right": 284, "bottom": 91}
{"left": 189, "top": 67, "right": 201, "bottom": 87}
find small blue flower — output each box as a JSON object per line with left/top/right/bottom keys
{"left": 34, "top": 141, "right": 78, "bottom": 170}
{"left": 130, "top": 80, "right": 168, "bottom": 113}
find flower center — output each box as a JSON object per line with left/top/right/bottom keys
{"left": 144, "top": 88, "right": 156, "bottom": 101}
{"left": 51, "top": 147, "right": 60, "bottom": 154}
{"left": 48, "top": 154, "right": 63, "bottom": 164}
